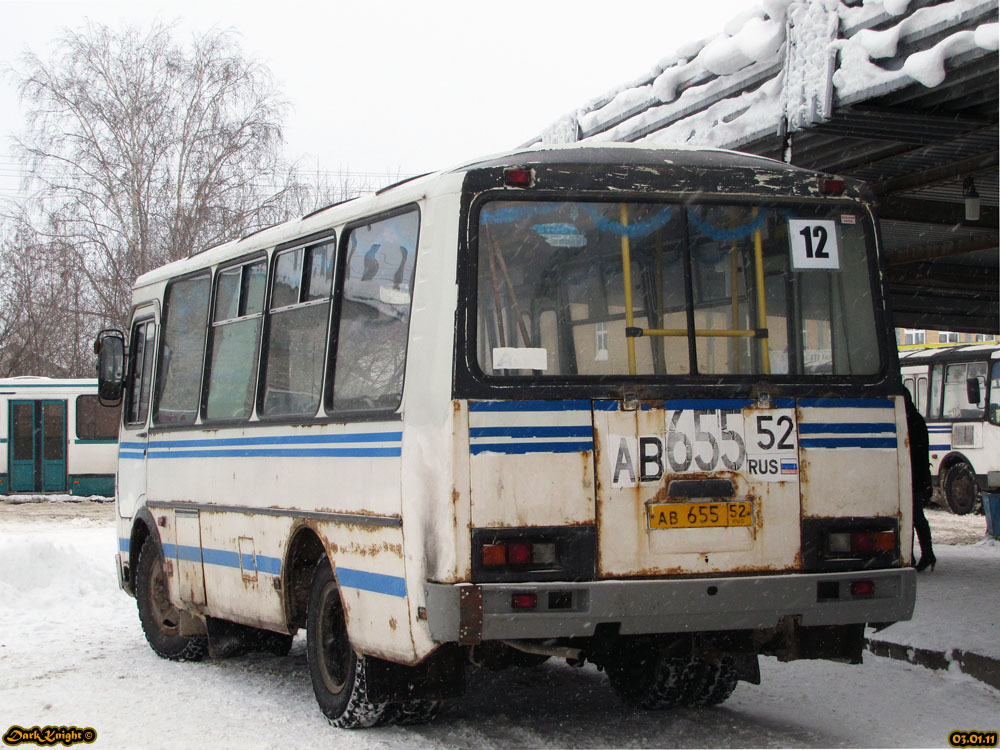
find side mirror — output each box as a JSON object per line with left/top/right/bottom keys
{"left": 95, "top": 329, "right": 125, "bottom": 405}
{"left": 967, "top": 377, "right": 982, "bottom": 406}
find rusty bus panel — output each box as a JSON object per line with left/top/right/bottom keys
{"left": 594, "top": 400, "right": 802, "bottom": 578}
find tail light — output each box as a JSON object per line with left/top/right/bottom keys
{"left": 850, "top": 580, "right": 876, "bottom": 597}
{"left": 826, "top": 530, "right": 896, "bottom": 557}
{"left": 481, "top": 541, "right": 557, "bottom": 567}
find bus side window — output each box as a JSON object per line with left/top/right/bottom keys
{"left": 917, "top": 376, "right": 928, "bottom": 416}
{"left": 330, "top": 209, "right": 419, "bottom": 413}
{"left": 903, "top": 377, "right": 915, "bottom": 401}
{"left": 125, "top": 320, "right": 156, "bottom": 426}
{"left": 259, "top": 240, "right": 335, "bottom": 418}
{"left": 203, "top": 258, "right": 266, "bottom": 421}
{"left": 928, "top": 364, "right": 943, "bottom": 420}
{"left": 76, "top": 394, "right": 120, "bottom": 439}
{"left": 154, "top": 273, "right": 211, "bottom": 426}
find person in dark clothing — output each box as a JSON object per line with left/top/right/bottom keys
{"left": 904, "top": 390, "right": 936, "bottom": 572}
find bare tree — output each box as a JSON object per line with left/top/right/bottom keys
{"left": 11, "top": 22, "right": 301, "bottom": 334}
{"left": 0, "top": 217, "right": 91, "bottom": 376}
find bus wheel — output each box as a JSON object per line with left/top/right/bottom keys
{"left": 384, "top": 700, "right": 442, "bottom": 725}
{"left": 306, "top": 561, "right": 387, "bottom": 729}
{"left": 135, "top": 536, "right": 207, "bottom": 661}
{"left": 607, "top": 651, "right": 737, "bottom": 709}
{"left": 686, "top": 657, "right": 739, "bottom": 707}
{"left": 943, "top": 463, "right": 979, "bottom": 515}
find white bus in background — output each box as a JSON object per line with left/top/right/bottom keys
{"left": 0, "top": 377, "right": 118, "bottom": 497}
{"left": 899, "top": 345, "right": 1000, "bottom": 514}
{"left": 96, "top": 144, "right": 915, "bottom": 728}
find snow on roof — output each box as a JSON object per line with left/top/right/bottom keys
{"left": 530, "top": 0, "right": 999, "bottom": 151}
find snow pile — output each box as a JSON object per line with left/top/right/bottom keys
{"left": 834, "top": 0, "right": 1000, "bottom": 101}
{"left": 2, "top": 493, "right": 113, "bottom": 504}
{"left": 533, "top": 0, "right": 998, "bottom": 151}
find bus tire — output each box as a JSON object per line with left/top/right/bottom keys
{"left": 607, "top": 652, "right": 737, "bottom": 709}
{"left": 135, "top": 536, "right": 208, "bottom": 662}
{"left": 384, "top": 700, "right": 442, "bottom": 725}
{"left": 306, "top": 560, "right": 387, "bottom": 729}
{"left": 687, "top": 657, "right": 739, "bottom": 707}
{"left": 943, "top": 462, "right": 979, "bottom": 515}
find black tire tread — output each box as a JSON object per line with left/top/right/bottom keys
{"left": 306, "top": 560, "right": 388, "bottom": 729}
{"left": 135, "top": 536, "right": 208, "bottom": 662}
{"left": 943, "top": 462, "right": 979, "bottom": 515}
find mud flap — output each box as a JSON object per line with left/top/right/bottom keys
{"left": 734, "top": 654, "right": 761, "bottom": 685}
{"left": 364, "top": 644, "right": 466, "bottom": 703}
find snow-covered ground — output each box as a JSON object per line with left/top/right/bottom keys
{"left": 1, "top": 500, "right": 996, "bottom": 748}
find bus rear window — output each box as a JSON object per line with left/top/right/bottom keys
{"left": 475, "top": 200, "right": 881, "bottom": 379}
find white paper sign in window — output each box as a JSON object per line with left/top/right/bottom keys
{"left": 788, "top": 219, "right": 840, "bottom": 270}
{"left": 493, "top": 347, "right": 548, "bottom": 371}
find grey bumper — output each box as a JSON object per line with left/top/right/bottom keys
{"left": 424, "top": 568, "right": 916, "bottom": 643}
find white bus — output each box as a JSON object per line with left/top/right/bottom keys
{"left": 899, "top": 344, "right": 1000, "bottom": 514}
{"left": 0, "top": 377, "right": 118, "bottom": 497}
{"left": 96, "top": 144, "right": 916, "bottom": 728}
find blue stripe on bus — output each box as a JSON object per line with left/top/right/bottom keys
{"left": 798, "top": 423, "right": 896, "bottom": 434}
{"left": 147, "top": 447, "right": 401, "bottom": 459}
{"left": 470, "top": 441, "right": 593, "bottom": 455}
{"left": 800, "top": 437, "right": 897, "bottom": 449}
{"left": 122, "top": 540, "right": 383, "bottom": 588}
{"left": 598, "top": 398, "right": 796, "bottom": 411}
{"left": 469, "top": 425, "right": 593, "bottom": 439}
{"left": 469, "top": 400, "right": 591, "bottom": 412}
{"left": 930, "top": 444, "right": 951, "bottom": 451}
{"left": 149, "top": 432, "right": 401, "bottom": 448}
{"left": 798, "top": 398, "right": 894, "bottom": 409}
{"left": 120, "top": 441, "right": 147, "bottom": 450}
{"left": 335, "top": 567, "right": 407, "bottom": 598}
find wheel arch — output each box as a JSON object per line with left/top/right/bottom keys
{"left": 283, "top": 524, "right": 329, "bottom": 632}
{"left": 937, "top": 451, "right": 975, "bottom": 482}
{"left": 127, "top": 506, "right": 160, "bottom": 594}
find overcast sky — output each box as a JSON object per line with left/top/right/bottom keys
{"left": 0, "top": 0, "right": 753, "bottom": 195}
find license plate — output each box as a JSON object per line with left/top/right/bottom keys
{"left": 647, "top": 501, "right": 753, "bottom": 529}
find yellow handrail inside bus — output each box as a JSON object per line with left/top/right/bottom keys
{"left": 620, "top": 203, "right": 637, "bottom": 375}
{"left": 730, "top": 237, "right": 740, "bottom": 374}
{"left": 638, "top": 328, "right": 762, "bottom": 338}
{"left": 752, "top": 208, "right": 771, "bottom": 374}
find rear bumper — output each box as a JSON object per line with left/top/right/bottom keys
{"left": 424, "top": 568, "right": 916, "bottom": 643}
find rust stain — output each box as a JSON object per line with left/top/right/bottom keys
{"left": 389, "top": 617, "right": 397, "bottom": 631}
{"left": 798, "top": 454, "right": 810, "bottom": 486}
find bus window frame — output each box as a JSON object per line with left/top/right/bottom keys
{"left": 124, "top": 315, "right": 157, "bottom": 428}
{"left": 926, "top": 355, "right": 992, "bottom": 422}
{"left": 255, "top": 228, "right": 338, "bottom": 424}
{"left": 455, "top": 188, "right": 893, "bottom": 401}
{"left": 151, "top": 269, "right": 212, "bottom": 430}
{"left": 200, "top": 251, "right": 268, "bottom": 426}
{"left": 323, "top": 203, "right": 421, "bottom": 422}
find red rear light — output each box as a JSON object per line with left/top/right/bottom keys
{"left": 851, "top": 532, "right": 876, "bottom": 554}
{"left": 820, "top": 178, "right": 846, "bottom": 195}
{"left": 851, "top": 580, "right": 876, "bottom": 597}
{"left": 511, "top": 593, "right": 537, "bottom": 610}
{"left": 504, "top": 168, "right": 533, "bottom": 187}
{"left": 508, "top": 542, "right": 531, "bottom": 565}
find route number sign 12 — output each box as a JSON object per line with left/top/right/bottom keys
{"left": 788, "top": 219, "right": 840, "bottom": 270}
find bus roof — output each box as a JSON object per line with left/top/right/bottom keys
{"left": 897, "top": 344, "right": 1000, "bottom": 362}
{"left": 133, "top": 142, "right": 851, "bottom": 290}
